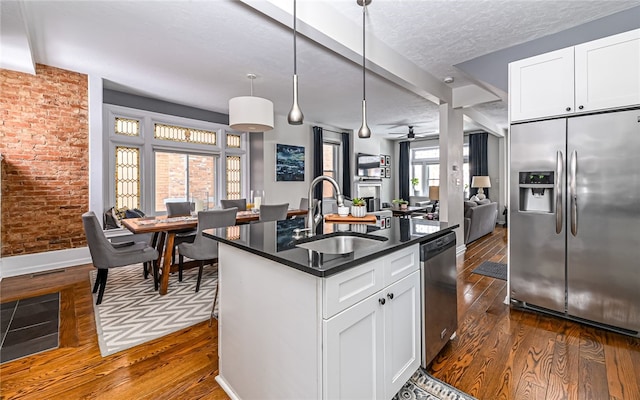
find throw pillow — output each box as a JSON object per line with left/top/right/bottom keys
{"left": 469, "top": 195, "right": 480, "bottom": 202}
{"left": 477, "top": 198, "right": 491, "bottom": 205}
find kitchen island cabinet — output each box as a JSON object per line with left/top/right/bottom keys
{"left": 204, "top": 218, "right": 457, "bottom": 400}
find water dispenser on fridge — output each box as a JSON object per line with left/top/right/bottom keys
{"left": 518, "top": 171, "right": 554, "bottom": 213}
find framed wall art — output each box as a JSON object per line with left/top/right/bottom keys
{"left": 276, "top": 144, "right": 305, "bottom": 181}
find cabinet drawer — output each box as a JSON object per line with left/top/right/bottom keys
{"left": 323, "top": 259, "right": 384, "bottom": 319}
{"left": 383, "top": 245, "right": 419, "bottom": 287}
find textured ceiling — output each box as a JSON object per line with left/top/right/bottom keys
{"left": 3, "top": 0, "right": 639, "bottom": 139}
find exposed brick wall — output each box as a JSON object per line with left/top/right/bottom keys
{"left": 0, "top": 64, "right": 88, "bottom": 256}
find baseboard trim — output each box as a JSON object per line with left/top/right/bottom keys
{"left": 0, "top": 247, "right": 92, "bottom": 278}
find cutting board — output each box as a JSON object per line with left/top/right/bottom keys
{"left": 324, "top": 214, "right": 377, "bottom": 223}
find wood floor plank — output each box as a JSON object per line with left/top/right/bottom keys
{"left": 2, "top": 226, "right": 639, "bottom": 399}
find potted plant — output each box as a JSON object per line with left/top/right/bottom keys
{"left": 411, "top": 177, "right": 420, "bottom": 192}
{"left": 392, "top": 198, "right": 409, "bottom": 210}
{"left": 351, "top": 197, "right": 367, "bottom": 217}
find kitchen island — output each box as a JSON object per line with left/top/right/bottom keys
{"left": 203, "top": 217, "right": 458, "bottom": 400}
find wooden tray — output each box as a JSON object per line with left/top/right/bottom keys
{"left": 324, "top": 214, "right": 377, "bottom": 223}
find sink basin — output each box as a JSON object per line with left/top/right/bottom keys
{"left": 296, "top": 233, "right": 387, "bottom": 254}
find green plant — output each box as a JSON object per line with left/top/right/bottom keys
{"left": 410, "top": 177, "right": 419, "bottom": 187}
{"left": 352, "top": 197, "right": 366, "bottom": 207}
{"left": 392, "top": 198, "right": 408, "bottom": 205}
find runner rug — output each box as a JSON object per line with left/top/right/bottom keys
{"left": 393, "top": 367, "right": 477, "bottom": 400}
{"left": 471, "top": 261, "right": 507, "bottom": 281}
{"left": 89, "top": 263, "right": 217, "bottom": 357}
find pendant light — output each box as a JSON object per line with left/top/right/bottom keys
{"left": 229, "top": 73, "right": 274, "bottom": 132}
{"left": 356, "top": 0, "right": 372, "bottom": 139}
{"left": 287, "top": 0, "right": 304, "bottom": 125}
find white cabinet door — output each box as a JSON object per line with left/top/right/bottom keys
{"left": 383, "top": 271, "right": 421, "bottom": 400}
{"left": 323, "top": 293, "right": 385, "bottom": 400}
{"left": 509, "top": 47, "right": 575, "bottom": 122}
{"left": 575, "top": 29, "right": 640, "bottom": 112}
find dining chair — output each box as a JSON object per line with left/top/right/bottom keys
{"left": 220, "top": 198, "right": 247, "bottom": 211}
{"left": 165, "top": 201, "right": 197, "bottom": 275}
{"left": 82, "top": 211, "right": 159, "bottom": 305}
{"left": 259, "top": 203, "right": 289, "bottom": 222}
{"left": 178, "top": 207, "right": 238, "bottom": 295}
{"left": 299, "top": 197, "right": 319, "bottom": 210}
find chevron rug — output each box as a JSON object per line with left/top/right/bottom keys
{"left": 393, "top": 368, "right": 476, "bottom": 400}
{"left": 89, "top": 264, "right": 217, "bottom": 357}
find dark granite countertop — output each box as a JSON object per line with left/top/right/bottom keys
{"left": 203, "top": 217, "right": 458, "bottom": 278}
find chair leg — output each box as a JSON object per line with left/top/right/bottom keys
{"left": 96, "top": 269, "right": 109, "bottom": 305}
{"left": 153, "top": 262, "right": 160, "bottom": 291}
{"left": 195, "top": 261, "right": 206, "bottom": 292}
{"left": 178, "top": 254, "right": 184, "bottom": 282}
{"left": 92, "top": 269, "right": 102, "bottom": 293}
{"left": 143, "top": 261, "right": 149, "bottom": 279}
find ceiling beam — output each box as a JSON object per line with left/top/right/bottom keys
{"left": 0, "top": 1, "right": 35, "bottom": 74}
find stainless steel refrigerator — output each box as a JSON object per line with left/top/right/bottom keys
{"left": 510, "top": 108, "right": 640, "bottom": 336}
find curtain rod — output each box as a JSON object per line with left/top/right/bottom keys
{"left": 314, "top": 126, "right": 349, "bottom": 135}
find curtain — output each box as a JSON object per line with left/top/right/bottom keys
{"left": 469, "top": 131, "right": 489, "bottom": 199}
{"left": 341, "top": 132, "right": 351, "bottom": 199}
{"left": 399, "top": 141, "right": 410, "bottom": 202}
{"left": 312, "top": 126, "right": 323, "bottom": 201}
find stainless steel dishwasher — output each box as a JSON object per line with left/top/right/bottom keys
{"left": 420, "top": 231, "right": 457, "bottom": 367}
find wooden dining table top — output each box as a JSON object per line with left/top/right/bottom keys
{"left": 121, "top": 208, "right": 308, "bottom": 234}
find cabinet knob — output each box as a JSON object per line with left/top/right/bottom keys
{"left": 379, "top": 298, "right": 386, "bottom": 305}
{"left": 566, "top": 107, "right": 572, "bottom": 112}
{"left": 387, "top": 293, "right": 394, "bottom": 300}
{"left": 578, "top": 105, "right": 584, "bottom": 110}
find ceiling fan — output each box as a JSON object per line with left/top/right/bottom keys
{"left": 387, "top": 126, "right": 435, "bottom": 141}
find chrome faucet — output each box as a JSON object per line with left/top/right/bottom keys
{"left": 303, "top": 175, "right": 344, "bottom": 237}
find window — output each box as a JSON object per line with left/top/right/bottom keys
{"left": 322, "top": 141, "right": 340, "bottom": 197}
{"left": 154, "top": 152, "right": 216, "bottom": 212}
{"left": 115, "top": 146, "right": 140, "bottom": 209}
{"left": 410, "top": 143, "right": 469, "bottom": 197}
{"left": 106, "top": 105, "right": 246, "bottom": 215}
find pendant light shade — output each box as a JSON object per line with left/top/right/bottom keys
{"left": 287, "top": 0, "right": 304, "bottom": 125}
{"left": 229, "top": 74, "right": 274, "bottom": 132}
{"left": 357, "top": 0, "right": 372, "bottom": 139}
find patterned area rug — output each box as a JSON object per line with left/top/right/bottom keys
{"left": 393, "top": 368, "right": 477, "bottom": 400}
{"left": 89, "top": 263, "right": 217, "bottom": 357}
{"left": 471, "top": 261, "right": 507, "bottom": 281}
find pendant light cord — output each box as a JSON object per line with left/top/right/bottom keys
{"left": 362, "top": 3, "right": 366, "bottom": 100}
{"left": 293, "top": 0, "right": 297, "bottom": 75}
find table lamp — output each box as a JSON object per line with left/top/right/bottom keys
{"left": 471, "top": 176, "right": 491, "bottom": 200}
{"left": 428, "top": 185, "right": 439, "bottom": 210}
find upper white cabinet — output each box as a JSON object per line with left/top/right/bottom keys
{"left": 510, "top": 28, "right": 640, "bottom": 122}
{"left": 575, "top": 29, "right": 640, "bottom": 112}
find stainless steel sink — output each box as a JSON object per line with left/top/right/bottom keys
{"left": 295, "top": 233, "right": 387, "bottom": 254}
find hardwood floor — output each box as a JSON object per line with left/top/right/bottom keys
{"left": 430, "top": 226, "right": 640, "bottom": 400}
{"left": 1, "top": 226, "right": 639, "bottom": 399}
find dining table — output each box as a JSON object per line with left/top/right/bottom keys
{"left": 121, "top": 208, "right": 308, "bottom": 295}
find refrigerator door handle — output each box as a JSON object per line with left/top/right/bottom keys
{"left": 556, "top": 151, "right": 563, "bottom": 234}
{"left": 570, "top": 150, "right": 578, "bottom": 236}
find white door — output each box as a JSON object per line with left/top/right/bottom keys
{"left": 509, "top": 47, "right": 574, "bottom": 122}
{"left": 383, "top": 271, "right": 421, "bottom": 399}
{"left": 323, "top": 293, "right": 385, "bottom": 400}
{"left": 575, "top": 29, "right": 640, "bottom": 112}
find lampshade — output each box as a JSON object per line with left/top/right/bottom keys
{"left": 471, "top": 176, "right": 491, "bottom": 188}
{"left": 428, "top": 186, "right": 439, "bottom": 201}
{"left": 229, "top": 96, "right": 274, "bottom": 132}
{"left": 229, "top": 73, "right": 274, "bottom": 132}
